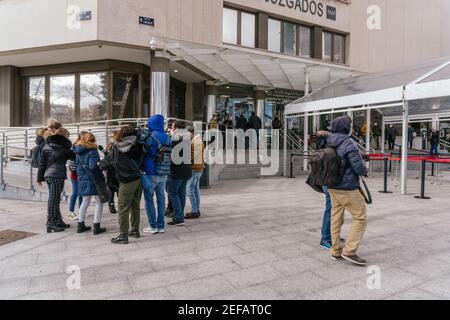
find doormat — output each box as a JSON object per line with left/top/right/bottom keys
{"left": 0, "top": 230, "right": 36, "bottom": 247}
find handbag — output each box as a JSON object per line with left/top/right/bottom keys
{"left": 78, "top": 154, "right": 111, "bottom": 204}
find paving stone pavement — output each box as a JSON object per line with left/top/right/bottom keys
{"left": 1, "top": 173, "right": 450, "bottom": 300}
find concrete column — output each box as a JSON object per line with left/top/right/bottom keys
{"left": 381, "top": 116, "right": 386, "bottom": 154}
{"left": 254, "top": 89, "right": 266, "bottom": 124}
{"left": 303, "top": 71, "right": 310, "bottom": 170}
{"left": 151, "top": 53, "right": 170, "bottom": 118}
{"left": 185, "top": 83, "right": 194, "bottom": 121}
{"left": 206, "top": 83, "right": 218, "bottom": 123}
{"left": 401, "top": 100, "right": 409, "bottom": 195}
{"left": 366, "top": 109, "right": 371, "bottom": 152}
{"left": 0, "top": 66, "right": 21, "bottom": 127}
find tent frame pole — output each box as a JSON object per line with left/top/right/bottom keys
{"left": 401, "top": 96, "right": 409, "bottom": 195}
{"left": 283, "top": 115, "right": 288, "bottom": 177}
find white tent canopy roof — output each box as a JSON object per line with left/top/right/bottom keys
{"left": 285, "top": 56, "right": 450, "bottom": 117}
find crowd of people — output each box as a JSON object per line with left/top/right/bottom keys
{"left": 35, "top": 115, "right": 205, "bottom": 245}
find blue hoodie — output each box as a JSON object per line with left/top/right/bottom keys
{"left": 143, "top": 115, "right": 171, "bottom": 175}
{"left": 327, "top": 116, "right": 368, "bottom": 191}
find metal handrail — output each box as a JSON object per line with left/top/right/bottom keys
{"left": 352, "top": 134, "right": 376, "bottom": 154}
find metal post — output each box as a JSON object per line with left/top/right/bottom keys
{"left": 365, "top": 109, "right": 371, "bottom": 153}
{"left": 400, "top": 99, "right": 409, "bottom": 195}
{"left": 381, "top": 116, "right": 386, "bottom": 154}
{"left": 379, "top": 157, "right": 392, "bottom": 194}
{"left": 283, "top": 116, "right": 288, "bottom": 177}
{"left": 0, "top": 146, "right": 4, "bottom": 187}
{"left": 303, "top": 114, "right": 309, "bottom": 171}
{"left": 29, "top": 148, "right": 34, "bottom": 191}
{"left": 414, "top": 160, "right": 431, "bottom": 200}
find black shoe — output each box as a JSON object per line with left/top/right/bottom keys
{"left": 128, "top": 229, "right": 140, "bottom": 239}
{"left": 77, "top": 221, "right": 92, "bottom": 234}
{"left": 47, "top": 224, "right": 65, "bottom": 233}
{"left": 93, "top": 223, "right": 107, "bottom": 235}
{"left": 57, "top": 220, "right": 70, "bottom": 229}
{"left": 109, "top": 203, "right": 117, "bottom": 214}
{"left": 185, "top": 212, "right": 200, "bottom": 220}
{"left": 168, "top": 220, "right": 185, "bottom": 227}
{"left": 342, "top": 254, "right": 367, "bottom": 266}
{"left": 331, "top": 255, "right": 343, "bottom": 261}
{"left": 111, "top": 234, "right": 129, "bottom": 244}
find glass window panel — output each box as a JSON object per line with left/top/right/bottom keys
{"left": 283, "top": 22, "right": 296, "bottom": 55}
{"left": 241, "top": 12, "right": 255, "bottom": 48}
{"left": 28, "top": 77, "right": 45, "bottom": 126}
{"left": 50, "top": 75, "right": 75, "bottom": 125}
{"left": 223, "top": 8, "right": 238, "bottom": 44}
{"left": 268, "top": 19, "right": 281, "bottom": 53}
{"left": 80, "top": 73, "right": 108, "bottom": 123}
{"left": 299, "top": 26, "right": 311, "bottom": 58}
{"left": 112, "top": 72, "right": 138, "bottom": 120}
{"left": 323, "top": 31, "right": 332, "bottom": 62}
{"left": 334, "top": 34, "right": 345, "bottom": 64}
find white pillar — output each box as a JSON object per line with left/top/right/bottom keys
{"left": 283, "top": 115, "right": 288, "bottom": 176}
{"left": 381, "top": 116, "right": 386, "bottom": 154}
{"left": 401, "top": 100, "right": 409, "bottom": 195}
{"left": 206, "top": 84, "right": 217, "bottom": 123}
{"left": 150, "top": 54, "right": 170, "bottom": 118}
{"left": 366, "top": 109, "right": 371, "bottom": 153}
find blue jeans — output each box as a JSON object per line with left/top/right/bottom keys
{"left": 187, "top": 171, "right": 202, "bottom": 213}
{"left": 167, "top": 178, "right": 188, "bottom": 222}
{"left": 321, "top": 186, "right": 332, "bottom": 244}
{"left": 430, "top": 143, "right": 439, "bottom": 155}
{"left": 69, "top": 179, "right": 82, "bottom": 213}
{"left": 142, "top": 175, "right": 167, "bottom": 229}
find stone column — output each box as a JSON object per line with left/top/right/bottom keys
{"left": 206, "top": 83, "right": 218, "bottom": 123}
{"left": 254, "top": 89, "right": 266, "bottom": 124}
{"left": 150, "top": 52, "right": 170, "bottom": 118}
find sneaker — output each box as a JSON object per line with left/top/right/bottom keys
{"left": 342, "top": 254, "right": 367, "bottom": 266}
{"left": 320, "top": 241, "right": 332, "bottom": 250}
{"left": 158, "top": 229, "right": 166, "bottom": 234}
{"left": 128, "top": 229, "right": 140, "bottom": 239}
{"left": 168, "top": 220, "right": 185, "bottom": 227}
{"left": 331, "top": 255, "right": 343, "bottom": 261}
{"left": 68, "top": 213, "right": 78, "bottom": 221}
{"left": 143, "top": 227, "right": 159, "bottom": 235}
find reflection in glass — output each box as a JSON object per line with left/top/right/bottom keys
{"left": 28, "top": 77, "right": 45, "bottom": 126}
{"left": 299, "top": 26, "right": 312, "bottom": 58}
{"left": 268, "top": 19, "right": 281, "bottom": 53}
{"left": 223, "top": 8, "right": 238, "bottom": 44}
{"left": 283, "top": 22, "right": 296, "bottom": 55}
{"left": 323, "top": 32, "right": 332, "bottom": 62}
{"left": 50, "top": 75, "right": 75, "bottom": 125}
{"left": 241, "top": 12, "right": 255, "bottom": 48}
{"left": 334, "top": 34, "right": 345, "bottom": 64}
{"left": 113, "top": 72, "right": 138, "bottom": 120}
{"left": 80, "top": 73, "right": 108, "bottom": 122}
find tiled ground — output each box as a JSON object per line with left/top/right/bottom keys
{"left": 1, "top": 172, "right": 450, "bottom": 300}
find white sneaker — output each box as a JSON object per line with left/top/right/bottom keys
{"left": 143, "top": 227, "right": 159, "bottom": 234}
{"left": 68, "top": 213, "right": 78, "bottom": 221}
{"left": 158, "top": 229, "right": 165, "bottom": 234}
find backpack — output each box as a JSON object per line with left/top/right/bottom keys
{"left": 31, "top": 145, "right": 43, "bottom": 168}
{"left": 306, "top": 147, "right": 345, "bottom": 193}
{"left": 149, "top": 133, "right": 172, "bottom": 176}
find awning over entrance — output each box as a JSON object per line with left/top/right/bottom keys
{"left": 163, "top": 39, "right": 357, "bottom": 91}
{"left": 285, "top": 56, "right": 450, "bottom": 118}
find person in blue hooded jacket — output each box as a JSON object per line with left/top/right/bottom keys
{"left": 74, "top": 132, "right": 107, "bottom": 236}
{"left": 142, "top": 114, "right": 172, "bottom": 234}
{"left": 326, "top": 115, "right": 369, "bottom": 266}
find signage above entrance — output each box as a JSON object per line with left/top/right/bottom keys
{"left": 139, "top": 16, "right": 155, "bottom": 26}
{"left": 264, "top": 0, "right": 336, "bottom": 21}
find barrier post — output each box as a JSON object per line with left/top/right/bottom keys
{"left": 290, "top": 153, "right": 294, "bottom": 179}
{"left": 0, "top": 146, "right": 4, "bottom": 187}
{"left": 379, "top": 157, "right": 392, "bottom": 194}
{"left": 415, "top": 159, "right": 431, "bottom": 200}
{"left": 430, "top": 162, "right": 435, "bottom": 177}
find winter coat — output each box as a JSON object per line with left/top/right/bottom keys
{"left": 103, "top": 147, "right": 119, "bottom": 191}
{"left": 74, "top": 143, "right": 104, "bottom": 196}
{"left": 170, "top": 129, "right": 192, "bottom": 181}
{"left": 143, "top": 115, "right": 172, "bottom": 176}
{"left": 272, "top": 118, "right": 282, "bottom": 130}
{"left": 249, "top": 115, "right": 262, "bottom": 130}
{"left": 408, "top": 127, "right": 415, "bottom": 142}
{"left": 327, "top": 116, "right": 368, "bottom": 191}
{"left": 99, "top": 136, "right": 145, "bottom": 184}
{"left": 191, "top": 134, "right": 205, "bottom": 173}
{"left": 372, "top": 125, "right": 382, "bottom": 137}
{"left": 430, "top": 131, "right": 440, "bottom": 144}
{"left": 387, "top": 127, "right": 397, "bottom": 141}
{"left": 37, "top": 134, "right": 75, "bottom": 182}
{"left": 236, "top": 116, "right": 248, "bottom": 130}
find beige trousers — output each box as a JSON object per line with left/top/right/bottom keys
{"left": 328, "top": 189, "right": 367, "bottom": 257}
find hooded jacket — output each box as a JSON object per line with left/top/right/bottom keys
{"left": 99, "top": 135, "right": 145, "bottom": 184}
{"left": 143, "top": 115, "right": 172, "bottom": 176}
{"left": 37, "top": 134, "right": 75, "bottom": 182}
{"left": 74, "top": 142, "right": 104, "bottom": 196}
{"left": 327, "top": 116, "right": 368, "bottom": 191}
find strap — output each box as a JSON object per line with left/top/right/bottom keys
{"left": 358, "top": 177, "right": 372, "bottom": 205}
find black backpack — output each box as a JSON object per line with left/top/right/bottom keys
{"left": 306, "top": 147, "right": 345, "bottom": 193}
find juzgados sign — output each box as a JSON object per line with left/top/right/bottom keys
{"left": 265, "top": 0, "right": 335, "bottom": 20}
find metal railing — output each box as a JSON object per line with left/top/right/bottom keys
{"left": 352, "top": 134, "right": 376, "bottom": 154}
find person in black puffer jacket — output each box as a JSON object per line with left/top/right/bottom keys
{"left": 326, "top": 116, "right": 369, "bottom": 267}
{"left": 37, "top": 128, "right": 75, "bottom": 233}
{"left": 99, "top": 125, "right": 146, "bottom": 245}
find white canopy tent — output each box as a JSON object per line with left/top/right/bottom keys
{"left": 284, "top": 56, "right": 450, "bottom": 195}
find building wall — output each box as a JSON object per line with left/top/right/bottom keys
{"left": 349, "top": 0, "right": 450, "bottom": 73}
{"left": 0, "top": 0, "right": 98, "bottom": 52}
{"left": 0, "top": 66, "right": 21, "bottom": 127}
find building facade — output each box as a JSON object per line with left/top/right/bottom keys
{"left": 0, "top": 0, "right": 449, "bottom": 127}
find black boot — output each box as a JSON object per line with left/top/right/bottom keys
{"left": 93, "top": 223, "right": 106, "bottom": 235}
{"left": 128, "top": 229, "right": 140, "bottom": 239}
{"left": 109, "top": 203, "right": 117, "bottom": 214}
{"left": 56, "top": 212, "right": 70, "bottom": 229}
{"left": 111, "top": 234, "right": 128, "bottom": 244}
{"left": 47, "top": 224, "right": 65, "bottom": 233}
{"left": 77, "top": 221, "right": 92, "bottom": 234}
